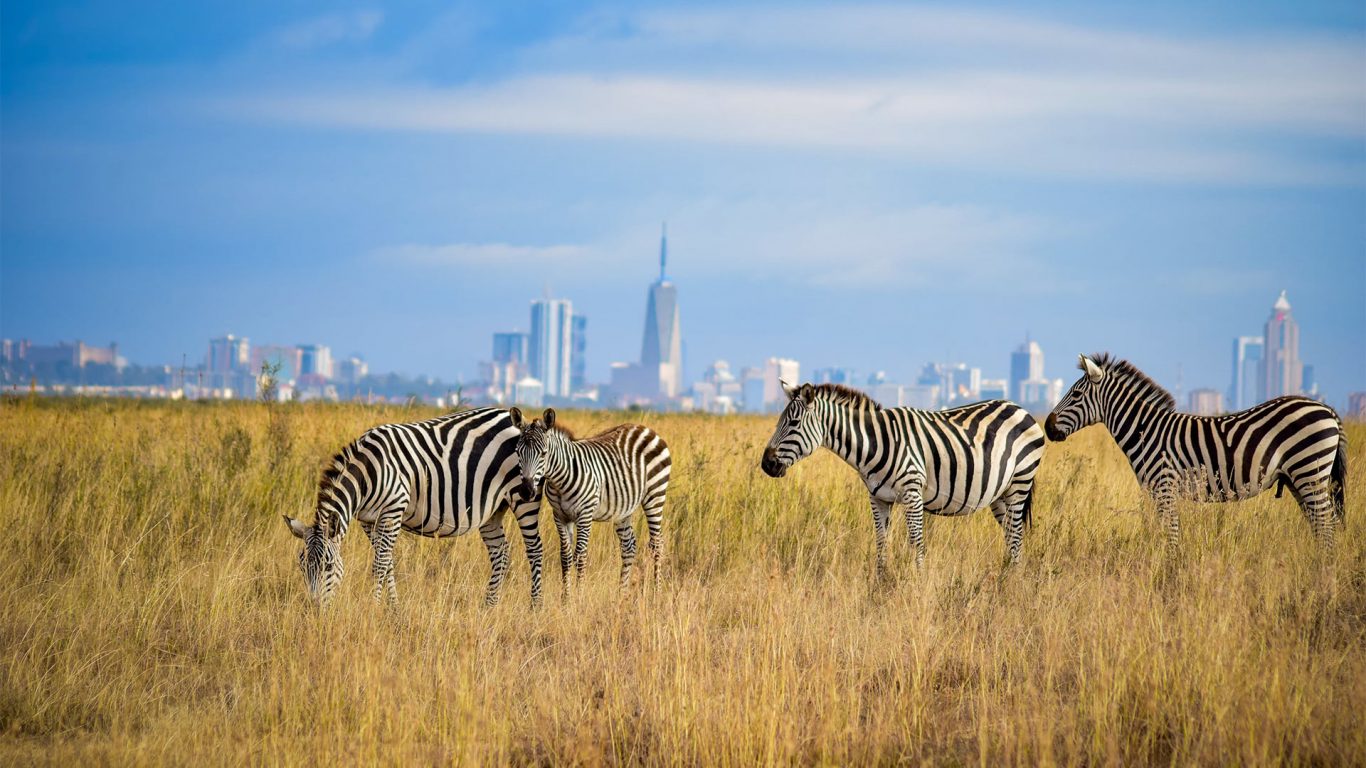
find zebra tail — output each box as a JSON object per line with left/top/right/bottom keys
{"left": 1332, "top": 426, "right": 1347, "bottom": 525}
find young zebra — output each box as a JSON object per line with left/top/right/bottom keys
{"left": 761, "top": 382, "right": 1047, "bottom": 572}
{"left": 510, "top": 408, "right": 670, "bottom": 590}
{"left": 282, "top": 407, "right": 544, "bottom": 608}
{"left": 1046, "top": 353, "right": 1347, "bottom": 550}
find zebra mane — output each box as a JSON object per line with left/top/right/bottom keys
{"left": 314, "top": 451, "right": 350, "bottom": 537}
{"left": 537, "top": 420, "right": 576, "bottom": 440}
{"left": 808, "top": 383, "right": 881, "bottom": 410}
{"left": 1089, "top": 353, "right": 1176, "bottom": 411}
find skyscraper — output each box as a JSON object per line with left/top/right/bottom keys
{"left": 529, "top": 297, "right": 573, "bottom": 398}
{"left": 570, "top": 315, "right": 588, "bottom": 392}
{"left": 1263, "top": 290, "right": 1301, "bottom": 398}
{"left": 298, "top": 344, "right": 332, "bottom": 379}
{"left": 1229, "top": 336, "right": 1265, "bottom": 410}
{"left": 639, "top": 224, "right": 683, "bottom": 399}
{"left": 207, "top": 335, "right": 249, "bottom": 389}
{"left": 492, "top": 332, "right": 528, "bottom": 365}
{"left": 1009, "top": 336, "right": 1044, "bottom": 401}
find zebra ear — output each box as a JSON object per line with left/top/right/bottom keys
{"left": 283, "top": 515, "right": 310, "bottom": 539}
{"left": 509, "top": 407, "right": 523, "bottom": 427}
{"left": 1080, "top": 355, "right": 1104, "bottom": 383}
{"left": 780, "top": 380, "right": 797, "bottom": 400}
{"left": 542, "top": 408, "right": 556, "bottom": 428}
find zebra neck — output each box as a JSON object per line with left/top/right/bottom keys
{"left": 544, "top": 438, "right": 578, "bottom": 486}
{"left": 817, "top": 403, "right": 878, "bottom": 472}
{"left": 1100, "top": 396, "right": 1166, "bottom": 457}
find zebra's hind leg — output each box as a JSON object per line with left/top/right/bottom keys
{"left": 479, "top": 511, "right": 511, "bottom": 607}
{"left": 902, "top": 488, "right": 926, "bottom": 570}
{"left": 555, "top": 517, "right": 573, "bottom": 597}
{"left": 642, "top": 489, "right": 666, "bottom": 581}
{"left": 1288, "top": 471, "right": 1337, "bottom": 551}
{"left": 616, "top": 520, "right": 638, "bottom": 589}
{"left": 991, "top": 494, "right": 1028, "bottom": 566}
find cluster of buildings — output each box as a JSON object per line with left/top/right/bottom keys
{"left": 1219, "top": 291, "right": 1317, "bottom": 415}
{"left": 201, "top": 336, "right": 369, "bottom": 401}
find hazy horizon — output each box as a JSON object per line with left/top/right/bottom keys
{"left": 4, "top": 1, "right": 1364, "bottom": 405}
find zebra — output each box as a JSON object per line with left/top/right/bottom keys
{"left": 1045, "top": 353, "right": 1347, "bottom": 550}
{"left": 510, "top": 407, "right": 670, "bottom": 590}
{"left": 282, "top": 407, "right": 544, "bottom": 608}
{"left": 760, "top": 382, "right": 1047, "bottom": 573}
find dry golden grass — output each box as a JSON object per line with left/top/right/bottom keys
{"left": 1, "top": 398, "right": 1363, "bottom": 766}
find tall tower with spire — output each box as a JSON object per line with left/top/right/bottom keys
{"left": 639, "top": 224, "right": 683, "bottom": 399}
{"left": 1263, "top": 290, "right": 1301, "bottom": 398}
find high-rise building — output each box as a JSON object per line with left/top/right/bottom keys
{"left": 1229, "top": 336, "right": 1265, "bottom": 410}
{"left": 251, "top": 345, "right": 302, "bottom": 382}
{"left": 1188, "top": 388, "right": 1224, "bottom": 416}
{"left": 762, "top": 357, "right": 800, "bottom": 409}
{"left": 208, "top": 335, "right": 250, "bottom": 389}
{"left": 979, "top": 379, "right": 1009, "bottom": 401}
{"left": 529, "top": 297, "right": 573, "bottom": 398}
{"left": 492, "top": 332, "right": 529, "bottom": 365}
{"left": 1010, "top": 336, "right": 1044, "bottom": 401}
{"left": 570, "top": 315, "right": 588, "bottom": 392}
{"left": 298, "top": 344, "right": 333, "bottom": 379}
{"left": 639, "top": 225, "right": 684, "bottom": 399}
{"left": 1263, "top": 290, "right": 1301, "bottom": 398}
{"left": 813, "top": 367, "right": 859, "bottom": 386}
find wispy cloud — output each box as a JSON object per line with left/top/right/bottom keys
{"left": 269, "top": 10, "right": 384, "bottom": 51}
{"left": 221, "top": 5, "right": 1365, "bottom": 186}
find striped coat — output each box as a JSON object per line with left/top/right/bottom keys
{"left": 1045, "top": 353, "right": 1347, "bottom": 549}
{"left": 512, "top": 408, "right": 670, "bottom": 589}
{"left": 761, "top": 382, "right": 1047, "bottom": 572}
{"left": 283, "top": 407, "right": 544, "bottom": 607}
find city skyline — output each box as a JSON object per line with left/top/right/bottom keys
{"left": 3, "top": 2, "right": 1363, "bottom": 406}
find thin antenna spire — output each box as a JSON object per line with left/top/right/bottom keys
{"left": 660, "top": 222, "right": 668, "bottom": 282}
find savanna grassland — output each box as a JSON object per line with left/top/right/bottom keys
{"left": 1, "top": 397, "right": 1363, "bottom": 766}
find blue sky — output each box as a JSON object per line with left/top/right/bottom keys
{"left": 3, "top": 1, "right": 1364, "bottom": 405}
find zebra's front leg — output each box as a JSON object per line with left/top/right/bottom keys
{"left": 868, "top": 496, "right": 892, "bottom": 581}
{"left": 512, "top": 495, "right": 544, "bottom": 607}
{"left": 573, "top": 505, "right": 595, "bottom": 583}
{"left": 616, "top": 519, "right": 638, "bottom": 589}
{"left": 903, "top": 486, "right": 926, "bottom": 569}
{"left": 369, "top": 511, "right": 401, "bottom": 606}
{"left": 479, "top": 511, "right": 511, "bottom": 607}
{"left": 555, "top": 517, "right": 574, "bottom": 597}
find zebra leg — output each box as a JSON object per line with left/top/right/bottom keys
{"left": 1289, "top": 473, "right": 1336, "bottom": 550}
{"left": 369, "top": 511, "right": 401, "bottom": 605}
{"left": 479, "top": 511, "right": 511, "bottom": 607}
{"left": 555, "top": 517, "right": 573, "bottom": 597}
{"left": 992, "top": 494, "right": 1028, "bottom": 565}
{"left": 512, "top": 495, "right": 544, "bottom": 607}
{"left": 903, "top": 487, "right": 926, "bottom": 569}
{"left": 868, "top": 495, "right": 891, "bottom": 580}
{"left": 642, "top": 489, "right": 667, "bottom": 582}
{"left": 616, "top": 520, "right": 638, "bottom": 589}
{"left": 574, "top": 507, "right": 594, "bottom": 583}
{"left": 1153, "top": 480, "right": 1181, "bottom": 554}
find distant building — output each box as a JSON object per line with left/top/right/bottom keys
{"left": 1010, "top": 336, "right": 1044, "bottom": 401}
{"left": 871, "top": 382, "right": 903, "bottom": 408}
{"left": 25, "top": 340, "right": 122, "bottom": 370}
{"left": 1187, "top": 388, "right": 1223, "bottom": 416}
{"left": 762, "top": 357, "right": 800, "bottom": 410}
{"left": 529, "top": 298, "right": 573, "bottom": 398}
{"left": 251, "top": 345, "right": 302, "bottom": 381}
{"left": 1016, "top": 378, "right": 1063, "bottom": 414}
{"left": 1301, "top": 364, "right": 1317, "bottom": 398}
{"left": 1229, "top": 336, "right": 1265, "bottom": 410}
{"left": 208, "top": 335, "right": 250, "bottom": 390}
{"left": 1348, "top": 392, "right": 1366, "bottom": 421}
{"left": 492, "top": 332, "right": 529, "bottom": 365}
{"left": 813, "top": 367, "right": 859, "bottom": 386}
{"left": 979, "top": 378, "right": 1009, "bottom": 401}
{"left": 570, "top": 314, "right": 588, "bottom": 392}
{"left": 335, "top": 355, "right": 368, "bottom": 385}
{"left": 298, "top": 344, "right": 333, "bottom": 380}
{"left": 513, "top": 377, "right": 545, "bottom": 408}
{"left": 1263, "top": 291, "right": 1301, "bottom": 398}
{"left": 638, "top": 225, "right": 684, "bottom": 399}
{"left": 741, "top": 372, "right": 767, "bottom": 414}
{"left": 902, "top": 385, "right": 940, "bottom": 410}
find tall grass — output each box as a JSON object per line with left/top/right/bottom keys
{"left": 1, "top": 398, "right": 1362, "bottom": 765}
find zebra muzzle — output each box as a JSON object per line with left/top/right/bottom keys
{"left": 1044, "top": 414, "right": 1068, "bottom": 442}
{"left": 760, "top": 448, "right": 787, "bottom": 478}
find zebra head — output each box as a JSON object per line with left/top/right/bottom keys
{"left": 761, "top": 380, "right": 824, "bottom": 478}
{"left": 510, "top": 406, "right": 554, "bottom": 497}
{"left": 1045, "top": 354, "right": 1107, "bottom": 442}
{"left": 283, "top": 515, "right": 344, "bottom": 607}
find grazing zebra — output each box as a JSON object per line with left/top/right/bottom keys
{"left": 282, "top": 407, "right": 544, "bottom": 608}
{"left": 760, "top": 382, "right": 1047, "bottom": 572}
{"left": 1045, "top": 353, "right": 1347, "bottom": 550}
{"left": 510, "top": 408, "right": 670, "bottom": 590}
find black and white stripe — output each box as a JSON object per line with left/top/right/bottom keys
{"left": 1045, "top": 353, "right": 1347, "bottom": 549}
{"left": 283, "top": 407, "right": 543, "bottom": 607}
{"left": 511, "top": 408, "right": 670, "bottom": 590}
{"left": 760, "top": 382, "right": 1047, "bottom": 572}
